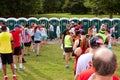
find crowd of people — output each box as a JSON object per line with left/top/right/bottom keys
{"left": 0, "top": 20, "right": 119, "bottom": 80}
{"left": 61, "top": 21, "right": 119, "bottom": 80}
{"left": 0, "top": 22, "right": 51, "bottom": 80}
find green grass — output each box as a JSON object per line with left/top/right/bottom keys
{"left": 30, "top": 13, "right": 120, "bottom": 18}
{"left": 0, "top": 43, "right": 120, "bottom": 80}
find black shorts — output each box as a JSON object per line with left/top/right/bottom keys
{"left": 1, "top": 53, "right": 13, "bottom": 64}
{"left": 24, "top": 42, "right": 31, "bottom": 47}
{"left": 35, "top": 41, "right": 41, "bottom": 43}
{"left": 31, "top": 36, "right": 34, "bottom": 41}
{"left": 64, "top": 47, "right": 73, "bottom": 53}
{"left": 13, "top": 46, "right": 22, "bottom": 55}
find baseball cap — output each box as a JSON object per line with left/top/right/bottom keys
{"left": 90, "top": 36, "right": 104, "bottom": 48}
{"left": 14, "top": 24, "right": 20, "bottom": 28}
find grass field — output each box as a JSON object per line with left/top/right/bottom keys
{"left": 0, "top": 42, "right": 120, "bottom": 80}
{"left": 30, "top": 13, "right": 120, "bottom": 18}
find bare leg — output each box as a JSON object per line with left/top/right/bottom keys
{"left": 65, "top": 53, "right": 70, "bottom": 66}
{"left": 2, "top": 64, "right": 7, "bottom": 75}
{"left": 10, "top": 63, "right": 15, "bottom": 74}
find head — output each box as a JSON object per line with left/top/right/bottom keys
{"left": 78, "top": 21, "right": 82, "bottom": 25}
{"left": 75, "top": 30, "right": 80, "bottom": 37}
{"left": 90, "top": 36, "right": 104, "bottom": 49}
{"left": 1, "top": 25, "right": 7, "bottom": 32}
{"left": 25, "top": 24, "right": 29, "bottom": 28}
{"left": 66, "top": 24, "right": 70, "bottom": 29}
{"left": 80, "top": 31, "right": 88, "bottom": 48}
{"left": 14, "top": 24, "right": 20, "bottom": 29}
{"left": 92, "top": 47, "right": 117, "bottom": 76}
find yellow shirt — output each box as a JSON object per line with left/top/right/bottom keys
{"left": 0, "top": 32, "right": 12, "bottom": 53}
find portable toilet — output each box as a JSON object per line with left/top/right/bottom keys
{"left": 69, "top": 18, "right": 79, "bottom": 25}
{"left": 91, "top": 18, "right": 101, "bottom": 32}
{"left": 111, "top": 18, "right": 120, "bottom": 38}
{"left": 38, "top": 17, "right": 49, "bottom": 29}
{"left": 81, "top": 18, "right": 91, "bottom": 33}
{"left": 0, "top": 18, "right": 7, "bottom": 25}
{"left": 17, "top": 17, "right": 28, "bottom": 26}
{"left": 28, "top": 17, "right": 38, "bottom": 27}
{"left": 49, "top": 17, "right": 60, "bottom": 38}
{"left": 101, "top": 18, "right": 112, "bottom": 29}
{"left": 60, "top": 18, "right": 69, "bottom": 34}
{"left": 7, "top": 18, "right": 17, "bottom": 30}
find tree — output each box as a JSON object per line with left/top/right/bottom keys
{"left": 0, "top": 0, "right": 42, "bottom": 17}
{"left": 84, "top": 0, "right": 120, "bottom": 18}
{"left": 43, "top": 0, "right": 61, "bottom": 13}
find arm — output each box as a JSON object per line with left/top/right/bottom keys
{"left": 73, "top": 40, "right": 79, "bottom": 51}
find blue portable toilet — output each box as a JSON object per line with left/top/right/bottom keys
{"left": 38, "top": 17, "right": 49, "bottom": 29}
{"left": 7, "top": 18, "right": 17, "bottom": 30}
{"left": 0, "top": 18, "right": 7, "bottom": 25}
{"left": 49, "top": 17, "right": 60, "bottom": 38}
{"left": 28, "top": 17, "right": 38, "bottom": 27}
{"left": 81, "top": 18, "right": 91, "bottom": 32}
{"left": 111, "top": 18, "right": 120, "bottom": 38}
{"left": 17, "top": 17, "right": 28, "bottom": 26}
{"left": 91, "top": 18, "right": 101, "bottom": 32}
{"left": 101, "top": 18, "right": 112, "bottom": 29}
{"left": 60, "top": 18, "right": 69, "bottom": 34}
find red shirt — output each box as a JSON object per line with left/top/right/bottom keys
{"left": 74, "top": 25, "right": 81, "bottom": 31}
{"left": 78, "top": 68, "right": 119, "bottom": 80}
{"left": 10, "top": 29, "right": 21, "bottom": 47}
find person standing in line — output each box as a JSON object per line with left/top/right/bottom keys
{"left": 56, "top": 24, "right": 61, "bottom": 42}
{"left": 62, "top": 24, "right": 71, "bottom": 59}
{"left": 10, "top": 24, "right": 24, "bottom": 71}
{"left": 92, "top": 25, "right": 97, "bottom": 37}
{"left": 64, "top": 30, "right": 74, "bottom": 68}
{"left": 49, "top": 23, "right": 54, "bottom": 41}
{"left": 23, "top": 24, "right": 31, "bottom": 56}
{"left": 40, "top": 25, "right": 48, "bottom": 46}
{"left": 0, "top": 25, "right": 17, "bottom": 80}
{"left": 88, "top": 47, "right": 119, "bottom": 80}
{"left": 34, "top": 25, "right": 41, "bottom": 56}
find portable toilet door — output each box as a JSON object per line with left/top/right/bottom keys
{"left": 111, "top": 18, "right": 120, "bottom": 39}
{"left": 81, "top": 18, "right": 90, "bottom": 33}
{"left": 91, "top": 18, "right": 101, "bottom": 32}
{"left": 7, "top": 18, "right": 17, "bottom": 30}
{"left": 38, "top": 17, "right": 49, "bottom": 29}
{"left": 0, "top": 18, "right": 7, "bottom": 25}
{"left": 49, "top": 17, "right": 60, "bottom": 38}
{"left": 60, "top": 18, "right": 69, "bottom": 35}
{"left": 101, "top": 18, "right": 112, "bottom": 29}
{"left": 28, "top": 17, "right": 38, "bottom": 27}
{"left": 17, "top": 17, "right": 28, "bottom": 26}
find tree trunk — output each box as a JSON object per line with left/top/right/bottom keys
{"left": 109, "top": 12, "right": 113, "bottom": 19}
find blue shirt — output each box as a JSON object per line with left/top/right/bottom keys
{"left": 34, "top": 29, "right": 41, "bottom": 41}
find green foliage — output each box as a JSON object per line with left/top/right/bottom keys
{"left": 43, "top": 0, "right": 61, "bottom": 13}
{"left": 70, "top": 2, "right": 89, "bottom": 14}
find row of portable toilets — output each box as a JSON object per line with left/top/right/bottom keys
{"left": 0, "top": 17, "right": 120, "bottom": 38}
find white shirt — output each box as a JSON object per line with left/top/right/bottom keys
{"left": 56, "top": 26, "right": 60, "bottom": 34}
{"left": 49, "top": 24, "right": 54, "bottom": 31}
{"left": 76, "top": 53, "right": 93, "bottom": 75}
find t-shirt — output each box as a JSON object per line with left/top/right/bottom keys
{"left": 78, "top": 68, "right": 119, "bottom": 80}
{"left": 76, "top": 53, "right": 93, "bottom": 75}
{"left": 34, "top": 29, "right": 41, "bottom": 41}
{"left": 23, "top": 28, "right": 31, "bottom": 43}
{"left": 64, "top": 35, "right": 72, "bottom": 47}
{"left": 10, "top": 29, "right": 21, "bottom": 47}
{"left": 0, "top": 32, "right": 12, "bottom": 53}
{"left": 56, "top": 26, "right": 60, "bottom": 34}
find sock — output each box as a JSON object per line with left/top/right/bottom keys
{"left": 4, "top": 75, "right": 7, "bottom": 78}
{"left": 14, "top": 64, "right": 17, "bottom": 69}
{"left": 19, "top": 63, "right": 23, "bottom": 68}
